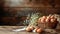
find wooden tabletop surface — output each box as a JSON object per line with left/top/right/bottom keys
{"left": 0, "top": 26, "right": 60, "bottom": 34}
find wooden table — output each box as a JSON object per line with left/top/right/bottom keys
{"left": 0, "top": 26, "right": 60, "bottom": 34}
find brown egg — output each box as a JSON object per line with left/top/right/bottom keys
{"left": 45, "top": 18, "right": 49, "bottom": 22}
{"left": 41, "top": 18, "right": 46, "bottom": 23}
{"left": 26, "top": 27, "right": 32, "bottom": 32}
{"left": 37, "top": 28, "right": 42, "bottom": 33}
{"left": 34, "top": 27, "right": 40, "bottom": 32}
{"left": 41, "top": 16, "right": 47, "bottom": 23}
{"left": 50, "top": 15, "right": 55, "bottom": 19}
{"left": 29, "top": 26, "right": 34, "bottom": 30}
{"left": 42, "top": 16, "right": 47, "bottom": 19}
{"left": 50, "top": 18, "right": 55, "bottom": 23}
{"left": 46, "top": 15, "right": 52, "bottom": 22}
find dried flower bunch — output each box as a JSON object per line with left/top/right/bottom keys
{"left": 23, "top": 13, "right": 43, "bottom": 26}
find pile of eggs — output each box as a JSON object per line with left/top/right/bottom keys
{"left": 26, "top": 26, "right": 43, "bottom": 33}
{"left": 37, "top": 15, "right": 57, "bottom": 23}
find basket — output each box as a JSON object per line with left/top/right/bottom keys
{"left": 38, "top": 22, "right": 58, "bottom": 29}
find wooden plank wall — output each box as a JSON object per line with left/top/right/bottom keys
{"left": 0, "top": 0, "right": 60, "bottom": 25}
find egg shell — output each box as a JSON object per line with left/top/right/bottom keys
{"left": 29, "top": 26, "right": 34, "bottom": 30}
{"left": 42, "top": 16, "right": 47, "bottom": 19}
{"left": 45, "top": 18, "right": 50, "bottom": 23}
{"left": 50, "top": 16, "right": 55, "bottom": 19}
{"left": 26, "top": 27, "right": 32, "bottom": 32}
{"left": 50, "top": 18, "right": 55, "bottom": 23}
{"left": 37, "top": 28, "right": 42, "bottom": 33}
{"left": 41, "top": 18, "right": 46, "bottom": 23}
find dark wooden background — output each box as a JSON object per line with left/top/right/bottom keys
{"left": 0, "top": 0, "right": 60, "bottom": 25}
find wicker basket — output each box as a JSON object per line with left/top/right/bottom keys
{"left": 38, "top": 22, "right": 58, "bottom": 29}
